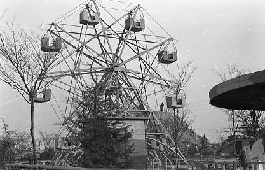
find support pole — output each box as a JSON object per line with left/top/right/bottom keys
{"left": 173, "top": 107, "right": 179, "bottom": 170}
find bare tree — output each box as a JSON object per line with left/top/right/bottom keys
{"left": 159, "top": 61, "right": 196, "bottom": 154}
{"left": 168, "top": 60, "right": 197, "bottom": 92}
{"left": 159, "top": 107, "right": 194, "bottom": 147}
{"left": 0, "top": 22, "right": 58, "bottom": 164}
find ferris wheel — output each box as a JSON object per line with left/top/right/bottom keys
{"left": 39, "top": 0, "right": 186, "bottom": 167}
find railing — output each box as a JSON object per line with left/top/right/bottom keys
{"left": 5, "top": 161, "right": 265, "bottom": 170}
{"left": 148, "top": 159, "right": 265, "bottom": 170}
{"left": 197, "top": 161, "right": 265, "bottom": 170}
{"left": 191, "top": 161, "right": 265, "bottom": 170}
{"left": 6, "top": 163, "right": 113, "bottom": 170}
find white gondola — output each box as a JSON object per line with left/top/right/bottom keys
{"left": 166, "top": 93, "right": 186, "bottom": 108}
{"left": 125, "top": 17, "right": 145, "bottom": 32}
{"left": 80, "top": 9, "right": 99, "bottom": 25}
{"left": 34, "top": 89, "right": 51, "bottom": 103}
{"left": 41, "top": 36, "right": 62, "bottom": 52}
{"left": 157, "top": 50, "right": 177, "bottom": 64}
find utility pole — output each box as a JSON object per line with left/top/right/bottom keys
{"left": 173, "top": 89, "right": 180, "bottom": 170}
{"left": 166, "top": 87, "right": 186, "bottom": 170}
{"left": 173, "top": 106, "right": 179, "bottom": 170}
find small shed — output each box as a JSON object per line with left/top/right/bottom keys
{"left": 108, "top": 116, "right": 149, "bottom": 169}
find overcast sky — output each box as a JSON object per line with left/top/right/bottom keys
{"left": 1, "top": 0, "right": 265, "bottom": 142}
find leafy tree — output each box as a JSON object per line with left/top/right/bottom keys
{"left": 39, "top": 131, "right": 57, "bottom": 150}
{"left": 158, "top": 107, "right": 194, "bottom": 150}
{"left": 81, "top": 116, "right": 133, "bottom": 168}
{"left": 38, "top": 131, "right": 57, "bottom": 160}
{"left": 0, "top": 121, "right": 16, "bottom": 168}
{"left": 185, "top": 143, "right": 198, "bottom": 158}
{"left": 0, "top": 121, "right": 58, "bottom": 166}
{"left": 11, "top": 131, "right": 32, "bottom": 154}
{"left": 39, "top": 148, "right": 55, "bottom": 160}
{"left": 157, "top": 61, "right": 196, "bottom": 156}
{"left": 0, "top": 121, "right": 34, "bottom": 166}
{"left": 60, "top": 86, "right": 134, "bottom": 168}
{"left": 198, "top": 134, "right": 213, "bottom": 158}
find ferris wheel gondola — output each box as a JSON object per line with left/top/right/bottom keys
{"left": 79, "top": 4, "right": 100, "bottom": 25}
{"left": 41, "top": 34, "right": 62, "bottom": 52}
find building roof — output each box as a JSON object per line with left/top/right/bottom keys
{"left": 209, "top": 69, "right": 265, "bottom": 110}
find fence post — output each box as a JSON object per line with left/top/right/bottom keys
{"left": 254, "top": 162, "right": 259, "bottom": 170}
{"left": 215, "top": 163, "right": 218, "bottom": 170}
{"left": 249, "top": 163, "right": 253, "bottom": 170}
{"left": 233, "top": 163, "right": 236, "bottom": 170}
{"left": 253, "top": 162, "right": 257, "bottom": 170}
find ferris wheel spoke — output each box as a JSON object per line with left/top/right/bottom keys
{"left": 45, "top": 67, "right": 107, "bottom": 80}
{"left": 118, "top": 38, "right": 173, "bottom": 67}
{"left": 92, "top": 1, "right": 114, "bottom": 54}
{"left": 97, "top": 1, "right": 139, "bottom": 30}
{"left": 125, "top": 38, "right": 147, "bottom": 51}
{"left": 50, "top": 82, "right": 82, "bottom": 97}
{"left": 66, "top": 4, "right": 134, "bottom": 61}
{"left": 96, "top": 4, "right": 147, "bottom": 62}
{"left": 74, "top": 25, "right": 88, "bottom": 70}
{"left": 124, "top": 67, "right": 174, "bottom": 85}
{"left": 92, "top": 27, "right": 112, "bottom": 61}
{"left": 120, "top": 73, "right": 148, "bottom": 108}
{"left": 115, "top": 7, "right": 143, "bottom": 61}
{"left": 139, "top": 58, "right": 172, "bottom": 87}
{"left": 53, "top": 23, "right": 113, "bottom": 64}
{"left": 127, "top": 74, "right": 169, "bottom": 88}
{"left": 49, "top": 30, "right": 107, "bottom": 68}
{"left": 116, "top": 31, "right": 131, "bottom": 63}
